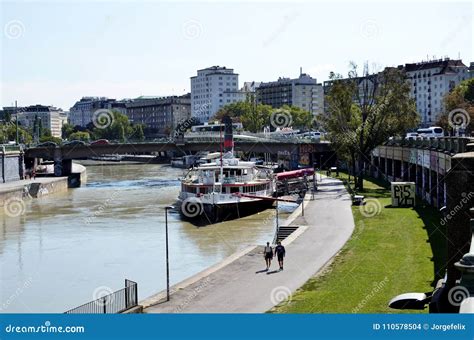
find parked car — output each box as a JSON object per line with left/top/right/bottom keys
{"left": 90, "top": 139, "right": 110, "bottom": 145}
{"left": 417, "top": 126, "right": 444, "bottom": 138}
{"left": 37, "top": 141, "right": 57, "bottom": 147}
{"left": 405, "top": 132, "right": 419, "bottom": 139}
{"left": 63, "top": 140, "right": 87, "bottom": 147}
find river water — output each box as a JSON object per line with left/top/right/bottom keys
{"left": 0, "top": 163, "right": 293, "bottom": 313}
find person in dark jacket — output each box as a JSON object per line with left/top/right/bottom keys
{"left": 274, "top": 241, "right": 286, "bottom": 271}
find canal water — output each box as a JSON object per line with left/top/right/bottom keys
{"left": 0, "top": 163, "right": 294, "bottom": 313}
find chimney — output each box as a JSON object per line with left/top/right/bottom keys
{"left": 222, "top": 115, "right": 234, "bottom": 154}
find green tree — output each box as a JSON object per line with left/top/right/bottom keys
{"left": 92, "top": 110, "right": 132, "bottom": 142}
{"left": 133, "top": 124, "right": 145, "bottom": 141}
{"left": 437, "top": 78, "right": 474, "bottom": 135}
{"left": 40, "top": 135, "right": 62, "bottom": 144}
{"left": 0, "top": 123, "right": 33, "bottom": 144}
{"left": 62, "top": 123, "right": 75, "bottom": 139}
{"left": 69, "top": 131, "right": 90, "bottom": 141}
{"left": 320, "top": 62, "right": 418, "bottom": 190}
{"left": 241, "top": 104, "right": 273, "bottom": 132}
{"left": 279, "top": 105, "right": 313, "bottom": 130}
{"left": 213, "top": 101, "right": 253, "bottom": 121}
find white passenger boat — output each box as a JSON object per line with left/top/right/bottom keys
{"left": 177, "top": 117, "right": 275, "bottom": 223}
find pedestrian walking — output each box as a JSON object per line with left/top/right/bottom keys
{"left": 274, "top": 241, "right": 286, "bottom": 271}
{"left": 263, "top": 242, "right": 273, "bottom": 270}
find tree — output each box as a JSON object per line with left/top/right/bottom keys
{"left": 213, "top": 101, "right": 253, "bottom": 122}
{"left": 437, "top": 78, "right": 474, "bottom": 136}
{"left": 40, "top": 135, "right": 62, "bottom": 144}
{"left": 91, "top": 110, "right": 132, "bottom": 141}
{"left": 320, "top": 62, "right": 418, "bottom": 190}
{"left": 279, "top": 105, "right": 313, "bottom": 130}
{"left": 0, "top": 123, "right": 33, "bottom": 144}
{"left": 241, "top": 104, "right": 273, "bottom": 133}
{"left": 133, "top": 124, "right": 145, "bottom": 141}
{"left": 62, "top": 123, "right": 75, "bottom": 139}
{"left": 69, "top": 131, "right": 90, "bottom": 141}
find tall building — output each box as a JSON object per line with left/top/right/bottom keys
{"left": 190, "top": 66, "right": 245, "bottom": 123}
{"left": 125, "top": 94, "right": 191, "bottom": 135}
{"left": 17, "top": 105, "right": 65, "bottom": 138}
{"left": 256, "top": 73, "right": 324, "bottom": 117}
{"left": 69, "top": 97, "right": 128, "bottom": 127}
{"left": 402, "top": 58, "right": 470, "bottom": 126}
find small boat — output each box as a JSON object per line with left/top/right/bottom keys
{"left": 177, "top": 116, "right": 275, "bottom": 224}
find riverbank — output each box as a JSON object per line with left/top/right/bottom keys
{"left": 141, "top": 177, "right": 354, "bottom": 313}
{"left": 271, "top": 172, "right": 445, "bottom": 313}
{"left": 0, "top": 163, "right": 87, "bottom": 210}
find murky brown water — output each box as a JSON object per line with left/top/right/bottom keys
{"left": 0, "top": 163, "right": 293, "bottom": 313}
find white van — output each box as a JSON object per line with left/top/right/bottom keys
{"left": 417, "top": 126, "right": 444, "bottom": 138}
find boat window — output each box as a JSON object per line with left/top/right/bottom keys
{"left": 230, "top": 187, "right": 240, "bottom": 193}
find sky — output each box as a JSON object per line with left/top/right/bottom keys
{"left": 1, "top": 0, "right": 473, "bottom": 110}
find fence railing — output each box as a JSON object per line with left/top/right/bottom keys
{"left": 65, "top": 279, "right": 138, "bottom": 314}
{"left": 384, "top": 137, "right": 474, "bottom": 154}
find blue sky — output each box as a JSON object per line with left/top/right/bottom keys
{"left": 1, "top": 0, "right": 472, "bottom": 109}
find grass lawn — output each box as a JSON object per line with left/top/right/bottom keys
{"left": 271, "top": 172, "right": 446, "bottom": 313}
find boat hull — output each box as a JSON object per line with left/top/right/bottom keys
{"left": 178, "top": 198, "right": 274, "bottom": 225}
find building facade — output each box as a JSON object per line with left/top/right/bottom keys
{"left": 256, "top": 73, "right": 324, "bottom": 117}
{"left": 402, "top": 58, "right": 471, "bottom": 127}
{"left": 190, "top": 66, "right": 245, "bottom": 123}
{"left": 125, "top": 94, "right": 191, "bottom": 135}
{"left": 69, "top": 97, "right": 128, "bottom": 127}
{"left": 17, "top": 105, "right": 65, "bottom": 138}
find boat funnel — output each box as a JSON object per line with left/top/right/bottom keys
{"left": 222, "top": 115, "right": 234, "bottom": 154}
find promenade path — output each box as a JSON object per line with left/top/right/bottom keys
{"left": 142, "top": 177, "right": 355, "bottom": 313}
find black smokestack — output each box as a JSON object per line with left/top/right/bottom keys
{"left": 222, "top": 115, "right": 233, "bottom": 153}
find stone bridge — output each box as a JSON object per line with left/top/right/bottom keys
{"left": 24, "top": 140, "right": 334, "bottom": 176}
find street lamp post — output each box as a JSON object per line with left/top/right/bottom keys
{"left": 319, "top": 154, "right": 323, "bottom": 182}
{"left": 164, "top": 205, "right": 174, "bottom": 302}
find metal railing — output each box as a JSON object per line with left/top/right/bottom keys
{"left": 384, "top": 136, "right": 474, "bottom": 154}
{"left": 65, "top": 279, "right": 138, "bottom": 314}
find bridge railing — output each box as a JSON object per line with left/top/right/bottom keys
{"left": 385, "top": 136, "right": 474, "bottom": 154}
{"left": 1, "top": 144, "right": 22, "bottom": 153}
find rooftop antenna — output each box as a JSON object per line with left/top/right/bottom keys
{"left": 300, "top": 67, "right": 302, "bottom": 76}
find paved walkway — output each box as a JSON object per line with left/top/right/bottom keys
{"left": 142, "top": 177, "right": 355, "bottom": 313}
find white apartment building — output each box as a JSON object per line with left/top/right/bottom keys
{"left": 403, "top": 58, "right": 471, "bottom": 126}
{"left": 256, "top": 73, "right": 324, "bottom": 117}
{"left": 190, "top": 66, "right": 245, "bottom": 122}
{"left": 18, "top": 105, "right": 65, "bottom": 138}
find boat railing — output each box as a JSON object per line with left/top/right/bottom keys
{"left": 223, "top": 175, "right": 253, "bottom": 183}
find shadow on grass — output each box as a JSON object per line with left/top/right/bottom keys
{"left": 414, "top": 203, "right": 447, "bottom": 287}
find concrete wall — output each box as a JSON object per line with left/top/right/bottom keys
{"left": 372, "top": 145, "right": 452, "bottom": 208}
{"left": 0, "top": 177, "right": 69, "bottom": 208}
